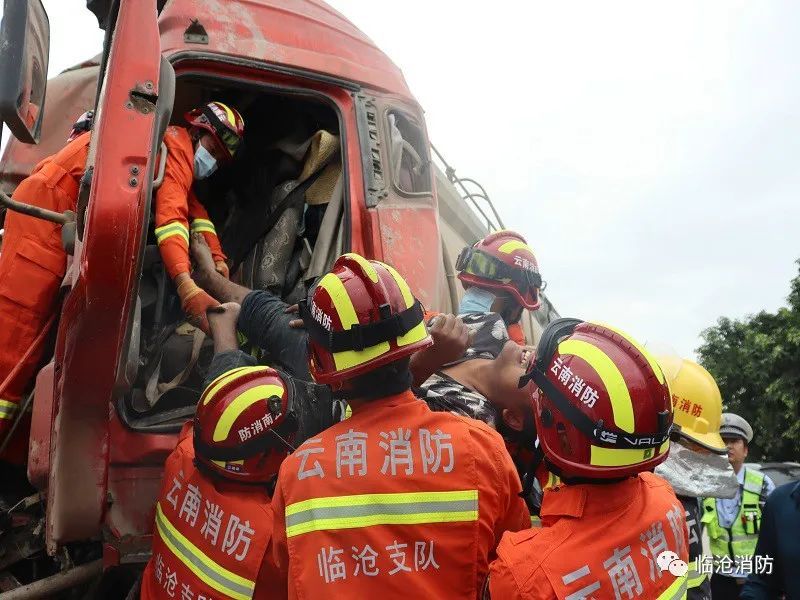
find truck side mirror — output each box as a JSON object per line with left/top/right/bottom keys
{"left": 0, "top": 0, "right": 50, "bottom": 144}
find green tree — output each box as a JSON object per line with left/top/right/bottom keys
{"left": 696, "top": 260, "right": 800, "bottom": 462}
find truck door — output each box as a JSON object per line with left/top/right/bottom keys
{"left": 46, "top": 0, "right": 173, "bottom": 551}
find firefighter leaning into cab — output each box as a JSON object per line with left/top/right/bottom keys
{"left": 139, "top": 302, "right": 334, "bottom": 600}
{"left": 0, "top": 103, "right": 241, "bottom": 461}
{"left": 654, "top": 358, "right": 738, "bottom": 600}
{"left": 703, "top": 413, "right": 775, "bottom": 598}
{"left": 259, "top": 253, "right": 530, "bottom": 598}
{"left": 455, "top": 230, "right": 543, "bottom": 345}
{"left": 487, "top": 319, "right": 689, "bottom": 599}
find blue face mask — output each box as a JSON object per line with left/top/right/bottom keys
{"left": 193, "top": 143, "right": 218, "bottom": 180}
{"left": 458, "top": 287, "right": 496, "bottom": 315}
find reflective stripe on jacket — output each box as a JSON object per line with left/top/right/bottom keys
{"left": 155, "top": 126, "right": 226, "bottom": 279}
{"left": 488, "top": 472, "right": 690, "bottom": 600}
{"left": 140, "top": 424, "right": 273, "bottom": 600}
{"left": 267, "top": 390, "right": 530, "bottom": 599}
{"left": 702, "top": 468, "right": 765, "bottom": 561}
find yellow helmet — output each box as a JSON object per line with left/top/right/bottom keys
{"left": 668, "top": 359, "right": 726, "bottom": 453}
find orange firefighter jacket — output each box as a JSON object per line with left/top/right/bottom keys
{"left": 266, "top": 389, "right": 530, "bottom": 599}
{"left": 0, "top": 133, "right": 91, "bottom": 457}
{"left": 140, "top": 423, "right": 275, "bottom": 600}
{"left": 488, "top": 472, "right": 690, "bottom": 600}
{"left": 155, "top": 126, "right": 226, "bottom": 280}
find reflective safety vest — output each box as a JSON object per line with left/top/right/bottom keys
{"left": 140, "top": 425, "right": 273, "bottom": 600}
{"left": 702, "top": 468, "right": 765, "bottom": 562}
{"left": 267, "top": 390, "right": 530, "bottom": 599}
{"left": 488, "top": 473, "right": 690, "bottom": 600}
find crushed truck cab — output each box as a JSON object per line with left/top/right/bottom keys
{"left": 0, "top": 0, "right": 557, "bottom": 587}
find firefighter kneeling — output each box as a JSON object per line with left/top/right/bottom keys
{"left": 487, "top": 319, "right": 690, "bottom": 599}
{"left": 140, "top": 366, "right": 296, "bottom": 599}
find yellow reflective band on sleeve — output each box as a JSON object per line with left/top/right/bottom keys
{"left": 155, "top": 503, "right": 254, "bottom": 600}
{"left": 285, "top": 490, "right": 479, "bottom": 538}
{"left": 0, "top": 400, "right": 17, "bottom": 420}
{"left": 343, "top": 253, "right": 379, "bottom": 283}
{"left": 590, "top": 322, "right": 666, "bottom": 385}
{"left": 213, "top": 384, "right": 284, "bottom": 442}
{"left": 558, "top": 339, "right": 634, "bottom": 433}
{"left": 530, "top": 515, "right": 542, "bottom": 528}
{"left": 498, "top": 240, "right": 534, "bottom": 255}
{"left": 201, "top": 366, "right": 272, "bottom": 406}
{"left": 155, "top": 222, "right": 190, "bottom": 246}
{"left": 656, "top": 572, "right": 687, "bottom": 600}
{"left": 190, "top": 219, "right": 217, "bottom": 235}
{"left": 590, "top": 445, "right": 656, "bottom": 467}
{"left": 659, "top": 440, "right": 670, "bottom": 455}
{"left": 687, "top": 567, "right": 706, "bottom": 589}
{"left": 318, "top": 273, "right": 390, "bottom": 371}
{"left": 544, "top": 472, "right": 561, "bottom": 489}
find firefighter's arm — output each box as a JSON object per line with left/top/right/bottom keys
{"left": 154, "top": 153, "right": 193, "bottom": 280}
{"left": 409, "top": 313, "right": 473, "bottom": 386}
{"left": 187, "top": 191, "right": 228, "bottom": 278}
{"left": 270, "top": 475, "right": 291, "bottom": 596}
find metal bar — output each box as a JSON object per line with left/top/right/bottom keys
{"left": 429, "top": 144, "right": 505, "bottom": 231}
{"left": 0, "top": 191, "right": 72, "bottom": 225}
{"left": 0, "top": 559, "right": 102, "bottom": 600}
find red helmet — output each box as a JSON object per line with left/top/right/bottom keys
{"left": 194, "top": 366, "right": 296, "bottom": 483}
{"left": 456, "top": 230, "right": 543, "bottom": 310}
{"left": 184, "top": 101, "right": 245, "bottom": 161}
{"left": 67, "top": 110, "right": 94, "bottom": 142}
{"left": 299, "top": 253, "right": 432, "bottom": 386}
{"left": 520, "top": 319, "right": 674, "bottom": 479}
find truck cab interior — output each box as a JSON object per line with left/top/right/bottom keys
{"left": 120, "top": 75, "right": 346, "bottom": 431}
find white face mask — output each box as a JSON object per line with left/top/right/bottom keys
{"left": 193, "top": 143, "right": 218, "bottom": 180}
{"left": 458, "top": 287, "right": 496, "bottom": 315}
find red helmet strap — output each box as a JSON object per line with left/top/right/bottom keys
{"left": 300, "top": 298, "right": 425, "bottom": 353}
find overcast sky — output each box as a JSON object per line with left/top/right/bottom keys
{"left": 5, "top": 1, "right": 799, "bottom": 358}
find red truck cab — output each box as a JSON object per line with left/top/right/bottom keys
{"left": 1, "top": 0, "right": 447, "bottom": 576}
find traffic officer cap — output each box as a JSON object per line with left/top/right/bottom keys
{"left": 719, "top": 412, "right": 753, "bottom": 443}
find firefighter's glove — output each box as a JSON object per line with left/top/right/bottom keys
{"left": 177, "top": 278, "right": 219, "bottom": 334}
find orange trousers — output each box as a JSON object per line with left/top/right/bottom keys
{"left": 0, "top": 135, "right": 87, "bottom": 463}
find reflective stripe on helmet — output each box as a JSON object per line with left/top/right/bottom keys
{"left": 201, "top": 366, "right": 270, "bottom": 406}
{"left": 190, "top": 219, "right": 217, "bottom": 235}
{"left": 0, "top": 400, "right": 16, "bottom": 420}
{"left": 497, "top": 240, "right": 534, "bottom": 255}
{"left": 590, "top": 439, "right": 670, "bottom": 467}
{"left": 154, "top": 503, "right": 255, "bottom": 600}
{"left": 284, "top": 490, "right": 478, "bottom": 538}
{"left": 656, "top": 571, "right": 687, "bottom": 600}
{"left": 317, "top": 273, "right": 390, "bottom": 370}
{"left": 591, "top": 322, "right": 666, "bottom": 385}
{"left": 344, "top": 252, "right": 379, "bottom": 283}
{"left": 213, "top": 102, "right": 238, "bottom": 128}
{"left": 557, "top": 338, "right": 635, "bottom": 433}
{"left": 213, "top": 384, "right": 284, "bottom": 442}
{"left": 155, "top": 222, "right": 190, "bottom": 246}
{"left": 381, "top": 262, "right": 429, "bottom": 348}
